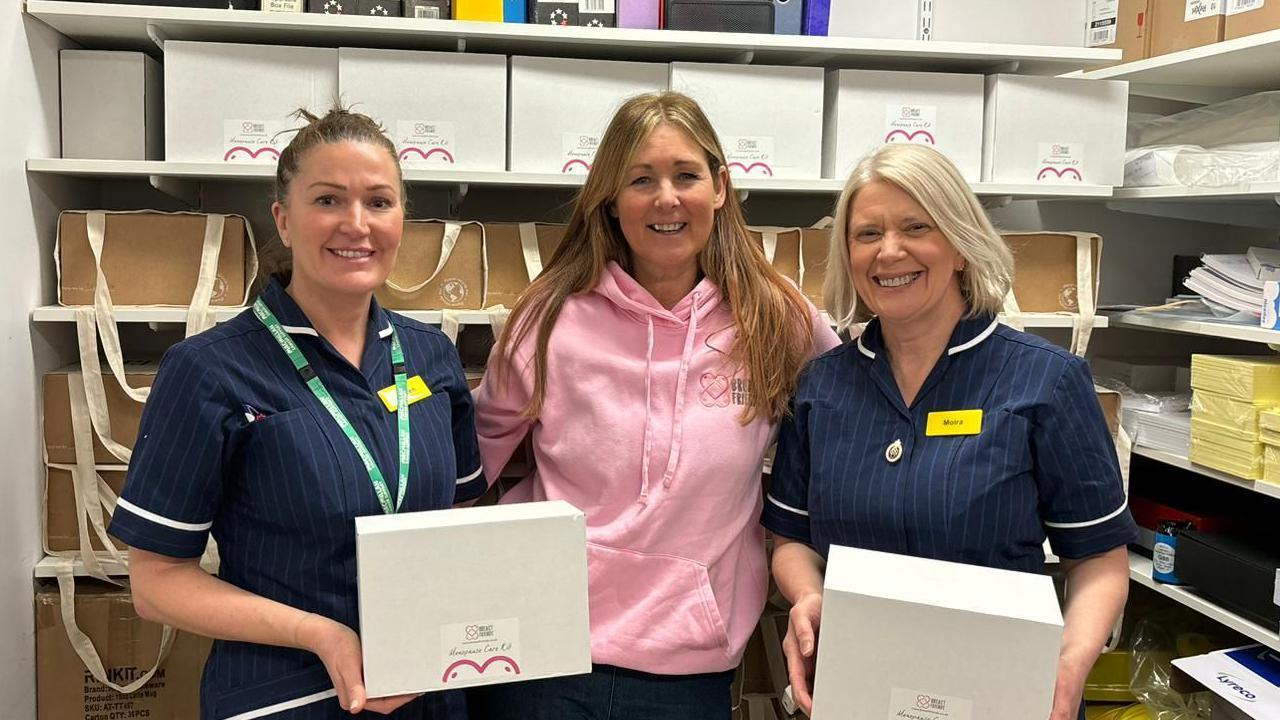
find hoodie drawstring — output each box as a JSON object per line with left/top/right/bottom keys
{"left": 639, "top": 316, "right": 657, "bottom": 501}
{"left": 661, "top": 292, "right": 699, "bottom": 489}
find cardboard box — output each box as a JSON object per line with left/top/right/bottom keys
{"left": 811, "top": 545, "right": 1063, "bottom": 720}
{"left": 60, "top": 51, "right": 161, "bottom": 161}
{"left": 669, "top": 62, "right": 823, "bottom": 179}
{"left": 165, "top": 41, "right": 338, "bottom": 163}
{"left": 483, "top": 222, "right": 568, "bottom": 309}
{"left": 822, "top": 0, "right": 1085, "bottom": 44}
{"left": 509, "top": 56, "right": 668, "bottom": 174}
{"left": 355, "top": 500, "right": 590, "bottom": 696}
{"left": 455, "top": 0, "right": 502, "bottom": 19}
{"left": 1089, "top": 0, "right": 1152, "bottom": 64}
{"left": 1226, "top": 0, "right": 1280, "bottom": 38}
{"left": 982, "top": 75, "right": 1129, "bottom": 186}
{"left": 746, "top": 226, "right": 827, "bottom": 307}
{"left": 44, "top": 364, "right": 154, "bottom": 466}
{"left": 36, "top": 581, "right": 212, "bottom": 720}
{"left": 1173, "top": 645, "right": 1280, "bottom": 719}
{"left": 375, "top": 220, "right": 486, "bottom": 310}
{"left": 339, "top": 49, "right": 506, "bottom": 172}
{"left": 1149, "top": 0, "right": 1225, "bottom": 56}
{"left": 45, "top": 467, "right": 127, "bottom": 554}
{"left": 822, "top": 69, "right": 983, "bottom": 181}
{"left": 1002, "top": 232, "right": 1103, "bottom": 314}
{"left": 404, "top": 0, "right": 450, "bottom": 16}
{"left": 57, "top": 211, "right": 251, "bottom": 308}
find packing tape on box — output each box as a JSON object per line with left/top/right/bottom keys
{"left": 1002, "top": 233, "right": 1096, "bottom": 357}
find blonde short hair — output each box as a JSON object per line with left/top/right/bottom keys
{"left": 823, "top": 143, "right": 1014, "bottom": 330}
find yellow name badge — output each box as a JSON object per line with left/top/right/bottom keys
{"left": 377, "top": 375, "right": 432, "bottom": 412}
{"left": 926, "top": 409, "right": 983, "bottom": 437}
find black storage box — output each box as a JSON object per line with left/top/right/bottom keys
{"left": 665, "top": 0, "right": 773, "bottom": 32}
{"left": 357, "top": 0, "right": 401, "bottom": 13}
{"left": 1177, "top": 529, "right": 1280, "bottom": 628}
{"left": 307, "top": 0, "right": 356, "bottom": 12}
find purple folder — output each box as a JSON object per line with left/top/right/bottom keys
{"left": 802, "top": 0, "right": 828, "bottom": 35}
{"left": 618, "top": 0, "right": 659, "bottom": 28}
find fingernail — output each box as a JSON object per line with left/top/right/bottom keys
{"left": 803, "top": 641, "right": 813, "bottom": 655}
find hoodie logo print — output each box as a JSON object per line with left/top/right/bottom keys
{"left": 699, "top": 373, "right": 730, "bottom": 408}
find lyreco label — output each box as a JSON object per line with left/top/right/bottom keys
{"left": 1035, "top": 142, "right": 1085, "bottom": 183}
{"left": 888, "top": 688, "right": 973, "bottom": 720}
{"left": 223, "top": 120, "right": 291, "bottom": 163}
{"left": 561, "top": 133, "right": 600, "bottom": 173}
{"left": 884, "top": 105, "right": 938, "bottom": 147}
{"left": 1226, "top": 0, "right": 1265, "bottom": 14}
{"left": 396, "top": 121, "right": 457, "bottom": 166}
{"left": 1186, "top": 0, "right": 1225, "bottom": 21}
{"left": 724, "top": 136, "right": 776, "bottom": 177}
{"left": 1087, "top": 0, "right": 1119, "bottom": 46}
{"left": 440, "top": 618, "right": 522, "bottom": 685}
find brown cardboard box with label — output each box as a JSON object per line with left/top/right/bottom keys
{"left": 43, "top": 364, "right": 155, "bottom": 465}
{"left": 1003, "top": 232, "right": 1103, "bottom": 313}
{"left": 36, "top": 580, "right": 211, "bottom": 720}
{"left": 376, "top": 220, "right": 486, "bottom": 310}
{"left": 1149, "top": 0, "right": 1225, "bottom": 56}
{"left": 1225, "top": 0, "right": 1280, "bottom": 38}
{"left": 58, "top": 211, "right": 251, "bottom": 307}
{"left": 1096, "top": 0, "right": 1152, "bottom": 64}
{"left": 482, "top": 222, "right": 568, "bottom": 310}
{"left": 44, "top": 467, "right": 127, "bottom": 554}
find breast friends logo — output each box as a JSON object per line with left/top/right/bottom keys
{"left": 442, "top": 656, "right": 522, "bottom": 682}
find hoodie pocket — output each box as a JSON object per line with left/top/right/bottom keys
{"left": 587, "top": 542, "right": 731, "bottom": 659}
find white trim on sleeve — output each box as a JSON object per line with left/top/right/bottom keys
{"left": 115, "top": 498, "right": 213, "bottom": 532}
{"left": 223, "top": 689, "right": 337, "bottom": 720}
{"left": 766, "top": 494, "right": 810, "bottom": 517}
{"left": 1043, "top": 499, "right": 1129, "bottom": 530}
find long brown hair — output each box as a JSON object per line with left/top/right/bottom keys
{"left": 493, "top": 91, "right": 815, "bottom": 424}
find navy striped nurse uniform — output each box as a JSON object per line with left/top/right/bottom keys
{"left": 109, "top": 279, "right": 486, "bottom": 720}
{"left": 762, "top": 313, "right": 1137, "bottom": 570}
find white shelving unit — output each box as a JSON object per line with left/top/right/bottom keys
{"left": 1080, "top": 28, "right": 1280, "bottom": 92}
{"left": 1133, "top": 445, "right": 1280, "bottom": 502}
{"left": 1129, "top": 552, "right": 1280, "bottom": 652}
{"left": 1110, "top": 312, "right": 1280, "bottom": 345}
{"left": 25, "top": 0, "right": 1117, "bottom": 74}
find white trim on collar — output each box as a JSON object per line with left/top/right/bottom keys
{"left": 856, "top": 335, "right": 876, "bottom": 360}
{"left": 947, "top": 318, "right": 999, "bottom": 356}
{"left": 281, "top": 324, "right": 318, "bottom": 337}
{"left": 378, "top": 324, "right": 393, "bottom": 339}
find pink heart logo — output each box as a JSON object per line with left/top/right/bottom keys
{"left": 727, "top": 162, "right": 774, "bottom": 177}
{"left": 561, "top": 159, "right": 592, "bottom": 173}
{"left": 884, "top": 129, "right": 936, "bottom": 145}
{"left": 223, "top": 146, "right": 281, "bottom": 162}
{"left": 699, "top": 373, "right": 730, "bottom": 408}
{"left": 1036, "top": 166, "right": 1083, "bottom": 181}
{"left": 398, "top": 147, "right": 456, "bottom": 163}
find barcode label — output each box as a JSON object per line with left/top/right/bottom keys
{"left": 415, "top": 5, "right": 441, "bottom": 17}
{"left": 1185, "top": 0, "right": 1225, "bottom": 22}
{"left": 1226, "top": 0, "right": 1264, "bottom": 14}
{"left": 579, "top": 0, "right": 614, "bottom": 11}
{"left": 1090, "top": 27, "right": 1116, "bottom": 45}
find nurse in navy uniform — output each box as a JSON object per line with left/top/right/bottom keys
{"left": 763, "top": 143, "right": 1136, "bottom": 720}
{"left": 108, "top": 108, "right": 485, "bottom": 719}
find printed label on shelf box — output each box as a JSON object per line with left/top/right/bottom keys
{"left": 222, "top": 120, "right": 291, "bottom": 163}
{"left": 884, "top": 105, "right": 938, "bottom": 147}
{"left": 888, "top": 687, "right": 973, "bottom": 720}
{"left": 724, "top": 136, "right": 776, "bottom": 177}
{"left": 440, "top": 618, "right": 523, "bottom": 685}
{"left": 579, "top": 0, "right": 616, "bottom": 11}
{"left": 1087, "top": 0, "right": 1119, "bottom": 46}
{"left": 561, "top": 133, "right": 601, "bottom": 173}
{"left": 1186, "top": 0, "right": 1225, "bottom": 22}
{"left": 264, "top": 0, "right": 305, "bottom": 10}
{"left": 396, "top": 121, "right": 457, "bottom": 166}
{"left": 1035, "top": 143, "right": 1085, "bottom": 183}
{"left": 1226, "top": 0, "right": 1265, "bottom": 14}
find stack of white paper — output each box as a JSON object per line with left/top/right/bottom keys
{"left": 1185, "top": 254, "right": 1265, "bottom": 316}
{"left": 1127, "top": 409, "right": 1191, "bottom": 456}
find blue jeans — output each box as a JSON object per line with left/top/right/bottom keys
{"left": 467, "top": 664, "right": 734, "bottom": 720}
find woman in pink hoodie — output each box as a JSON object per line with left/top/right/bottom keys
{"left": 468, "top": 92, "right": 839, "bottom": 719}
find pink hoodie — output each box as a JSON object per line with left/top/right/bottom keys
{"left": 475, "top": 261, "right": 840, "bottom": 674}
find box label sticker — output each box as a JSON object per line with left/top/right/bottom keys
{"left": 888, "top": 688, "right": 973, "bottom": 720}
{"left": 561, "top": 133, "right": 600, "bottom": 173}
{"left": 1186, "top": 0, "right": 1225, "bottom": 21}
{"left": 884, "top": 105, "right": 938, "bottom": 147}
{"left": 223, "top": 120, "right": 291, "bottom": 163}
{"left": 1036, "top": 142, "right": 1085, "bottom": 183}
{"left": 1226, "top": 0, "right": 1265, "bottom": 14}
{"left": 264, "top": 0, "right": 305, "bottom": 10}
{"left": 725, "top": 136, "right": 776, "bottom": 177}
{"left": 440, "top": 618, "right": 522, "bottom": 686}
{"left": 396, "top": 121, "right": 457, "bottom": 166}
{"left": 1087, "top": 0, "right": 1119, "bottom": 46}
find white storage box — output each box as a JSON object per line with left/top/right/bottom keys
{"left": 165, "top": 41, "right": 338, "bottom": 164}
{"left": 812, "top": 545, "right": 1063, "bottom": 720}
{"left": 509, "top": 56, "right": 667, "bottom": 174}
{"left": 60, "top": 50, "right": 161, "bottom": 160}
{"left": 826, "top": 0, "right": 1086, "bottom": 45}
{"left": 669, "top": 62, "right": 823, "bottom": 179}
{"left": 355, "top": 500, "right": 591, "bottom": 697}
{"left": 823, "top": 69, "right": 984, "bottom": 181}
{"left": 338, "top": 48, "right": 507, "bottom": 172}
{"left": 982, "top": 75, "right": 1129, "bottom": 186}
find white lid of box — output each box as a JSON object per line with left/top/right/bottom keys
{"left": 824, "top": 545, "right": 1063, "bottom": 627}
{"left": 356, "top": 499, "right": 583, "bottom": 535}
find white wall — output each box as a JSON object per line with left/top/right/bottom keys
{"left": 2, "top": 14, "right": 84, "bottom": 719}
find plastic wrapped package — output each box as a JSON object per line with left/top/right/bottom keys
{"left": 1124, "top": 142, "right": 1280, "bottom": 187}
{"left": 1188, "top": 390, "right": 1269, "bottom": 435}
{"left": 1127, "top": 610, "right": 1218, "bottom": 720}
{"left": 1128, "top": 91, "right": 1280, "bottom": 149}
{"left": 1189, "top": 354, "right": 1280, "bottom": 402}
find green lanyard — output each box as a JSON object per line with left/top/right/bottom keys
{"left": 253, "top": 298, "right": 410, "bottom": 515}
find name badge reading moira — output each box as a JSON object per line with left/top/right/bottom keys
{"left": 378, "top": 375, "right": 432, "bottom": 412}
{"left": 926, "top": 409, "right": 983, "bottom": 437}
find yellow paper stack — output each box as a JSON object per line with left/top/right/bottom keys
{"left": 1262, "top": 410, "right": 1280, "bottom": 485}
{"left": 1189, "top": 355, "right": 1280, "bottom": 480}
